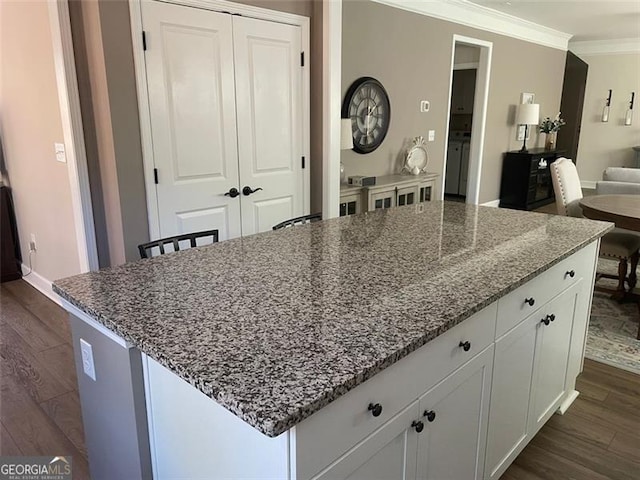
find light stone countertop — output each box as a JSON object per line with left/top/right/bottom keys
{"left": 53, "top": 202, "right": 612, "bottom": 437}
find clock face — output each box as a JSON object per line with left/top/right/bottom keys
{"left": 342, "top": 77, "right": 391, "bottom": 154}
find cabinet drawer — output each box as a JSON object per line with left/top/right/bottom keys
{"left": 496, "top": 241, "right": 597, "bottom": 337}
{"left": 295, "top": 303, "right": 497, "bottom": 479}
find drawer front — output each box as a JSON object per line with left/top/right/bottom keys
{"left": 295, "top": 303, "right": 497, "bottom": 479}
{"left": 496, "top": 241, "right": 598, "bottom": 338}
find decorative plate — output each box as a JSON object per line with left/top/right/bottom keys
{"left": 403, "top": 136, "right": 429, "bottom": 174}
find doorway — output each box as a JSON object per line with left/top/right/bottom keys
{"left": 442, "top": 36, "right": 492, "bottom": 205}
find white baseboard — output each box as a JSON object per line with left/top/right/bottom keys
{"left": 581, "top": 181, "right": 596, "bottom": 190}
{"left": 481, "top": 199, "right": 500, "bottom": 207}
{"left": 20, "top": 264, "right": 63, "bottom": 307}
{"left": 557, "top": 389, "right": 579, "bottom": 415}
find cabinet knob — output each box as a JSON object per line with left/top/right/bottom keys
{"left": 423, "top": 410, "right": 436, "bottom": 422}
{"left": 459, "top": 341, "right": 471, "bottom": 352}
{"left": 525, "top": 297, "right": 535, "bottom": 307}
{"left": 547, "top": 314, "right": 556, "bottom": 322}
{"left": 367, "top": 403, "right": 383, "bottom": 417}
{"left": 566, "top": 270, "right": 576, "bottom": 278}
{"left": 541, "top": 317, "right": 550, "bottom": 326}
{"left": 411, "top": 420, "right": 424, "bottom": 433}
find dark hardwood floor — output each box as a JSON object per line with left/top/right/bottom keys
{"left": 1, "top": 279, "right": 639, "bottom": 480}
{"left": 0, "top": 280, "right": 89, "bottom": 479}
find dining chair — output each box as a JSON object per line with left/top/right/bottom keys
{"left": 551, "top": 157, "right": 640, "bottom": 298}
{"left": 272, "top": 213, "right": 322, "bottom": 230}
{"left": 138, "top": 229, "right": 219, "bottom": 259}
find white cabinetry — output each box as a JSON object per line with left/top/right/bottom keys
{"left": 485, "top": 279, "right": 586, "bottom": 479}
{"left": 416, "top": 347, "right": 493, "bottom": 480}
{"left": 313, "top": 402, "right": 419, "bottom": 480}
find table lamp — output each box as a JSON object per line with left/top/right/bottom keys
{"left": 516, "top": 103, "right": 539, "bottom": 153}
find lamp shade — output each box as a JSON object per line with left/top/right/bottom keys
{"left": 516, "top": 103, "right": 540, "bottom": 126}
{"left": 341, "top": 118, "right": 354, "bottom": 150}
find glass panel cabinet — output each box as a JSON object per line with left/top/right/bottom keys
{"left": 340, "top": 173, "right": 439, "bottom": 216}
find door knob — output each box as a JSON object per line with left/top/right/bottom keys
{"left": 224, "top": 188, "right": 240, "bottom": 198}
{"left": 423, "top": 410, "right": 436, "bottom": 422}
{"left": 411, "top": 420, "right": 424, "bottom": 433}
{"left": 242, "top": 186, "right": 263, "bottom": 196}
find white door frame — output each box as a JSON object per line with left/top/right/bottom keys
{"left": 48, "top": 0, "right": 99, "bottom": 272}
{"left": 129, "top": 0, "right": 311, "bottom": 240}
{"left": 322, "top": 0, "right": 342, "bottom": 219}
{"left": 442, "top": 35, "right": 493, "bottom": 205}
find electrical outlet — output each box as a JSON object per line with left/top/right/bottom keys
{"left": 428, "top": 130, "right": 436, "bottom": 142}
{"left": 29, "top": 234, "right": 37, "bottom": 252}
{"left": 80, "top": 339, "right": 96, "bottom": 381}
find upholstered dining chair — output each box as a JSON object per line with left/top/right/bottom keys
{"left": 272, "top": 213, "right": 322, "bottom": 230}
{"left": 138, "top": 229, "right": 219, "bottom": 259}
{"left": 551, "top": 157, "right": 640, "bottom": 298}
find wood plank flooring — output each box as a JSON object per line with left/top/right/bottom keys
{"left": 0, "top": 280, "right": 89, "bottom": 479}
{"left": 1, "top": 280, "right": 639, "bottom": 480}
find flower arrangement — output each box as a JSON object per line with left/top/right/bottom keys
{"left": 539, "top": 112, "right": 566, "bottom": 133}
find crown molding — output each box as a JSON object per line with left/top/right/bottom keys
{"left": 370, "top": 0, "right": 572, "bottom": 50}
{"left": 569, "top": 38, "right": 640, "bottom": 56}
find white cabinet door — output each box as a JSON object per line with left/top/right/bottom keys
{"left": 233, "top": 16, "right": 304, "bottom": 235}
{"left": 313, "top": 401, "right": 419, "bottom": 480}
{"left": 369, "top": 189, "right": 395, "bottom": 211}
{"left": 142, "top": 1, "right": 241, "bottom": 241}
{"left": 415, "top": 346, "right": 493, "bottom": 480}
{"left": 484, "top": 312, "right": 538, "bottom": 480}
{"left": 529, "top": 281, "right": 581, "bottom": 434}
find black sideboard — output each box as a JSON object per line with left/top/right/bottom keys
{"left": 499, "top": 148, "right": 565, "bottom": 211}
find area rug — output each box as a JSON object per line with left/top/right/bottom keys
{"left": 585, "top": 259, "right": 640, "bottom": 375}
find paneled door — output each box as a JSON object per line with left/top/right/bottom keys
{"left": 233, "top": 16, "right": 304, "bottom": 235}
{"left": 142, "top": 1, "right": 241, "bottom": 241}
{"left": 142, "top": 1, "right": 306, "bottom": 241}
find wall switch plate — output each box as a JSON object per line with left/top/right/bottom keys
{"left": 428, "top": 130, "right": 436, "bottom": 142}
{"left": 420, "top": 100, "right": 430, "bottom": 113}
{"left": 80, "top": 338, "right": 96, "bottom": 381}
{"left": 54, "top": 143, "right": 66, "bottom": 163}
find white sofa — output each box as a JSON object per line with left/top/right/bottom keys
{"left": 596, "top": 167, "right": 640, "bottom": 195}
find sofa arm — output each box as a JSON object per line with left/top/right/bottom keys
{"left": 596, "top": 180, "right": 640, "bottom": 195}
{"left": 602, "top": 167, "right": 640, "bottom": 183}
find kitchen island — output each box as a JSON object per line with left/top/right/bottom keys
{"left": 53, "top": 202, "right": 612, "bottom": 480}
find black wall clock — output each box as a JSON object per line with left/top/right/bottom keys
{"left": 342, "top": 77, "right": 391, "bottom": 154}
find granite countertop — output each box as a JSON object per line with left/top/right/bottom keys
{"left": 53, "top": 202, "right": 612, "bottom": 437}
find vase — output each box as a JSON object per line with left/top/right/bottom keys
{"left": 545, "top": 132, "right": 557, "bottom": 151}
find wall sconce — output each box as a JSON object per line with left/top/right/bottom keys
{"left": 602, "top": 89, "right": 612, "bottom": 122}
{"left": 625, "top": 92, "right": 634, "bottom": 126}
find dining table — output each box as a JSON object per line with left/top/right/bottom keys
{"left": 580, "top": 194, "right": 640, "bottom": 339}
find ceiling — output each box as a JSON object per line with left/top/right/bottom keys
{"left": 466, "top": 1, "right": 640, "bottom": 42}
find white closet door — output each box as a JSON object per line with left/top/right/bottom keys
{"left": 142, "top": 1, "right": 241, "bottom": 241}
{"left": 233, "top": 16, "right": 304, "bottom": 235}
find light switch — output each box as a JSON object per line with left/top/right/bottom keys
{"left": 55, "top": 143, "right": 66, "bottom": 163}
{"left": 420, "top": 100, "right": 430, "bottom": 113}
{"left": 428, "top": 130, "right": 436, "bottom": 142}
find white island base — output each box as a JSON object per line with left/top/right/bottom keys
{"left": 65, "top": 240, "right": 598, "bottom": 480}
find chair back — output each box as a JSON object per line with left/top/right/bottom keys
{"left": 272, "top": 213, "right": 322, "bottom": 230}
{"left": 138, "top": 229, "right": 219, "bottom": 259}
{"left": 550, "top": 157, "right": 583, "bottom": 217}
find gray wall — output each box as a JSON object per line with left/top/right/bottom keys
{"left": 341, "top": 0, "right": 567, "bottom": 204}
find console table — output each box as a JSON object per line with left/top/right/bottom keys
{"left": 340, "top": 173, "right": 439, "bottom": 216}
{"left": 499, "top": 148, "right": 565, "bottom": 211}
